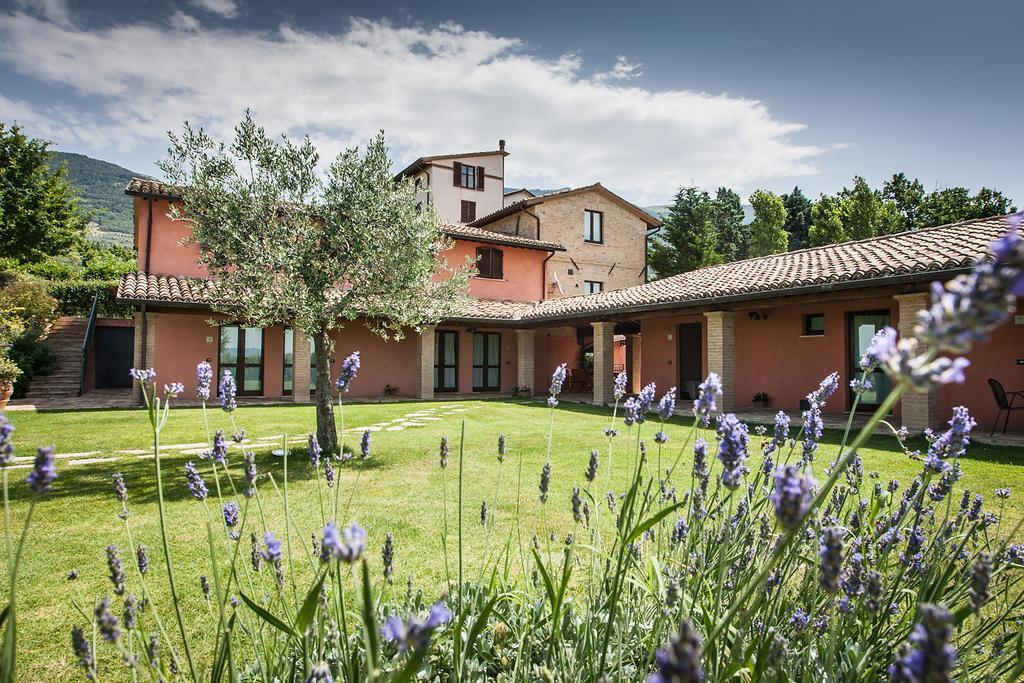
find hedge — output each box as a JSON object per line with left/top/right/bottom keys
{"left": 47, "top": 280, "right": 133, "bottom": 319}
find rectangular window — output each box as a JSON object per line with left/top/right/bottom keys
{"left": 584, "top": 209, "right": 603, "bottom": 243}
{"left": 434, "top": 330, "right": 458, "bottom": 392}
{"left": 461, "top": 200, "right": 477, "bottom": 223}
{"left": 282, "top": 328, "right": 317, "bottom": 395}
{"left": 475, "top": 247, "right": 503, "bottom": 279}
{"left": 803, "top": 313, "right": 825, "bottom": 336}
{"left": 219, "top": 324, "right": 263, "bottom": 396}
{"left": 584, "top": 280, "right": 603, "bottom": 294}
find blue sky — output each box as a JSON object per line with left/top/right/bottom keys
{"left": 1, "top": 0, "right": 1021, "bottom": 206}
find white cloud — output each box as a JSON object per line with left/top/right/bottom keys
{"left": 13, "top": 0, "right": 70, "bottom": 27}
{"left": 594, "top": 55, "right": 642, "bottom": 82}
{"left": 169, "top": 11, "right": 201, "bottom": 32}
{"left": 188, "top": 0, "right": 239, "bottom": 19}
{"left": 0, "top": 12, "right": 827, "bottom": 203}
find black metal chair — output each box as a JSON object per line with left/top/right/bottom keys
{"left": 987, "top": 378, "right": 1024, "bottom": 436}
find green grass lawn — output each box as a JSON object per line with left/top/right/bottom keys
{"left": 2, "top": 398, "right": 1022, "bottom": 680}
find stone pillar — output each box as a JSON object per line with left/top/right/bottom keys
{"left": 592, "top": 321, "right": 616, "bottom": 405}
{"left": 704, "top": 311, "right": 735, "bottom": 412}
{"left": 896, "top": 292, "right": 938, "bottom": 432}
{"left": 416, "top": 326, "right": 436, "bottom": 400}
{"left": 132, "top": 310, "right": 157, "bottom": 404}
{"left": 292, "top": 328, "right": 311, "bottom": 403}
{"left": 516, "top": 329, "right": 535, "bottom": 395}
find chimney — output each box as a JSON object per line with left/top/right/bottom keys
{"left": 498, "top": 139, "right": 506, "bottom": 152}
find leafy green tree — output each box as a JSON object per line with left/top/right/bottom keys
{"left": 161, "top": 114, "right": 470, "bottom": 453}
{"left": 781, "top": 186, "right": 812, "bottom": 250}
{"left": 918, "top": 186, "right": 1016, "bottom": 228}
{"left": 808, "top": 194, "right": 847, "bottom": 247}
{"left": 648, "top": 187, "right": 722, "bottom": 275}
{"left": 0, "top": 123, "right": 89, "bottom": 263}
{"left": 747, "top": 190, "right": 788, "bottom": 257}
{"left": 882, "top": 173, "right": 925, "bottom": 231}
{"left": 709, "top": 187, "right": 748, "bottom": 261}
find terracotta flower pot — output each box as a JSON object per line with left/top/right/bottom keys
{"left": 0, "top": 382, "right": 12, "bottom": 411}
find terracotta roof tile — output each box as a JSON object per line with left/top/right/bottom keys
{"left": 116, "top": 214, "right": 1020, "bottom": 324}
{"left": 125, "top": 178, "right": 183, "bottom": 199}
{"left": 441, "top": 223, "right": 564, "bottom": 251}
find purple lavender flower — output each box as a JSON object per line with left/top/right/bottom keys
{"left": 223, "top": 501, "right": 239, "bottom": 529}
{"left": 70, "top": 626, "right": 96, "bottom": 680}
{"left": 571, "top": 487, "right": 582, "bottom": 523}
{"left": 439, "top": 436, "right": 449, "bottom": 469}
{"left": 196, "top": 361, "right": 213, "bottom": 401}
{"left": 261, "top": 532, "right": 282, "bottom": 566}
{"left": 106, "top": 544, "right": 126, "bottom": 595}
{"left": 715, "top": 414, "right": 749, "bottom": 489}
{"left": 548, "top": 363, "right": 568, "bottom": 407}
{"left": 335, "top": 351, "right": 361, "bottom": 393}
{"left": 923, "top": 406, "right": 975, "bottom": 473}
{"left": 243, "top": 452, "right": 257, "bottom": 497}
{"left": 809, "top": 372, "right": 840, "bottom": 405}
{"left": 481, "top": 499, "right": 489, "bottom": 526}
{"left": 129, "top": 368, "right": 156, "bottom": 384}
{"left": 211, "top": 429, "right": 228, "bottom": 464}
{"left": 995, "top": 487, "right": 1010, "bottom": 499}
{"left": 306, "top": 662, "right": 333, "bottom": 682}
{"left": 136, "top": 544, "right": 149, "bottom": 576}
{"left": 307, "top": 433, "right": 322, "bottom": 468}
{"left": 26, "top": 446, "right": 56, "bottom": 494}
{"left": 95, "top": 597, "right": 121, "bottom": 642}
{"left": 969, "top": 553, "right": 991, "bottom": 612}
{"left": 850, "top": 377, "right": 873, "bottom": 394}
{"left": 771, "top": 465, "right": 817, "bottom": 529}
{"left": 497, "top": 434, "right": 506, "bottom": 462}
{"left": 219, "top": 370, "right": 237, "bottom": 413}
{"left": 360, "top": 430, "right": 371, "bottom": 459}
{"left": 164, "top": 382, "right": 184, "bottom": 397}
{"left": 585, "top": 450, "right": 598, "bottom": 482}
{"left": 382, "top": 532, "right": 394, "bottom": 583}
{"left": 790, "top": 608, "right": 811, "bottom": 632}
{"left": 888, "top": 604, "right": 957, "bottom": 682}
{"left": 184, "top": 462, "right": 208, "bottom": 501}
{"left": 764, "top": 411, "right": 790, "bottom": 457}
{"left": 861, "top": 327, "right": 896, "bottom": 371}
{"left": 693, "top": 373, "right": 722, "bottom": 427}
{"left": 0, "top": 412, "right": 13, "bottom": 466}
{"left": 623, "top": 397, "right": 640, "bottom": 426}
{"left": 200, "top": 575, "right": 210, "bottom": 599}
{"left": 381, "top": 602, "right": 452, "bottom": 652}
{"left": 819, "top": 527, "right": 844, "bottom": 594}
{"left": 658, "top": 387, "right": 677, "bottom": 421}
{"left": 636, "top": 383, "right": 657, "bottom": 422}
{"left": 692, "top": 438, "right": 708, "bottom": 478}
{"left": 614, "top": 371, "right": 629, "bottom": 401}
{"left": 113, "top": 472, "right": 127, "bottom": 503}
{"left": 123, "top": 594, "right": 138, "bottom": 630}
{"left": 323, "top": 458, "right": 335, "bottom": 487}
{"left": 539, "top": 462, "right": 551, "bottom": 503}
{"left": 648, "top": 620, "right": 705, "bottom": 683}
{"left": 320, "top": 522, "right": 367, "bottom": 563}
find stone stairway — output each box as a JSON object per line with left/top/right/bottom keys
{"left": 23, "top": 317, "right": 89, "bottom": 399}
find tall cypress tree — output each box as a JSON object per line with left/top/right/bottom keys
{"left": 647, "top": 187, "right": 722, "bottom": 277}
{"left": 709, "top": 187, "right": 748, "bottom": 261}
{"left": 781, "top": 186, "right": 812, "bottom": 250}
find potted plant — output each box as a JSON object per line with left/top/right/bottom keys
{"left": 752, "top": 391, "right": 770, "bottom": 408}
{"left": 0, "top": 356, "right": 21, "bottom": 410}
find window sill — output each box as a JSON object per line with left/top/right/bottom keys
{"left": 798, "top": 334, "right": 826, "bottom": 338}
{"left": 583, "top": 240, "right": 604, "bottom": 245}
{"left": 473, "top": 276, "right": 506, "bottom": 282}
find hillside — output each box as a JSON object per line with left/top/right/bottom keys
{"left": 48, "top": 151, "right": 147, "bottom": 245}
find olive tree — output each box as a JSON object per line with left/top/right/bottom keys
{"left": 160, "top": 114, "right": 470, "bottom": 452}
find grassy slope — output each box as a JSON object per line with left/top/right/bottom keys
{"left": 3, "top": 399, "right": 1022, "bottom": 680}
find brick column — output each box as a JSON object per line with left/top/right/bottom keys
{"left": 131, "top": 310, "right": 157, "bottom": 404}
{"left": 704, "top": 311, "right": 735, "bottom": 412}
{"left": 592, "top": 321, "right": 615, "bottom": 405}
{"left": 895, "top": 292, "right": 938, "bottom": 432}
{"left": 516, "top": 329, "right": 535, "bottom": 395}
{"left": 416, "top": 326, "right": 436, "bottom": 400}
{"left": 292, "top": 329, "right": 311, "bottom": 403}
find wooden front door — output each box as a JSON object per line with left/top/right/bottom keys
{"left": 95, "top": 326, "right": 133, "bottom": 389}
{"left": 472, "top": 332, "right": 501, "bottom": 391}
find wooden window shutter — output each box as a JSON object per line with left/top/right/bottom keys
{"left": 475, "top": 247, "right": 486, "bottom": 277}
{"left": 493, "top": 249, "right": 503, "bottom": 279}
{"left": 476, "top": 166, "right": 485, "bottom": 190}
{"left": 453, "top": 161, "right": 462, "bottom": 186}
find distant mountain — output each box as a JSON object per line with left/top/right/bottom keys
{"left": 48, "top": 151, "right": 148, "bottom": 245}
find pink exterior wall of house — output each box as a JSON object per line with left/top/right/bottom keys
{"left": 135, "top": 198, "right": 208, "bottom": 277}
{"left": 329, "top": 325, "right": 419, "bottom": 398}
{"left": 639, "top": 315, "right": 708, "bottom": 393}
{"left": 939, "top": 300, "right": 1024, "bottom": 427}
{"left": 732, "top": 296, "right": 896, "bottom": 414}
{"left": 442, "top": 240, "right": 547, "bottom": 302}
{"left": 535, "top": 328, "right": 581, "bottom": 391}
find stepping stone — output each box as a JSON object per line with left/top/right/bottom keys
{"left": 69, "top": 457, "right": 120, "bottom": 466}
{"left": 363, "top": 426, "right": 383, "bottom": 432}
{"left": 420, "top": 417, "right": 442, "bottom": 421}
{"left": 163, "top": 442, "right": 209, "bottom": 450}
{"left": 12, "top": 450, "right": 105, "bottom": 462}
{"left": 400, "top": 421, "right": 424, "bottom": 427}
{"left": 257, "top": 434, "right": 284, "bottom": 441}
{"left": 385, "top": 426, "right": 404, "bottom": 431}
{"left": 116, "top": 449, "right": 150, "bottom": 455}
{"left": 180, "top": 447, "right": 211, "bottom": 455}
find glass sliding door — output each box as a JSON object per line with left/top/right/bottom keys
{"left": 220, "top": 325, "right": 264, "bottom": 396}
{"left": 472, "top": 332, "right": 501, "bottom": 392}
{"left": 434, "top": 330, "right": 458, "bottom": 392}
{"left": 848, "top": 311, "right": 892, "bottom": 410}
{"left": 283, "top": 329, "right": 317, "bottom": 395}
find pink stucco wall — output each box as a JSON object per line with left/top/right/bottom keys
{"left": 135, "top": 198, "right": 208, "bottom": 277}
{"left": 639, "top": 315, "right": 707, "bottom": 394}
{"left": 534, "top": 329, "right": 580, "bottom": 391}
{"left": 442, "top": 240, "right": 547, "bottom": 302}
{"left": 329, "top": 325, "right": 419, "bottom": 398}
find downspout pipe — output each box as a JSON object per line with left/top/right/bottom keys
{"left": 144, "top": 197, "right": 154, "bottom": 273}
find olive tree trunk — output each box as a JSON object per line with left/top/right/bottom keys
{"left": 313, "top": 328, "right": 338, "bottom": 454}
